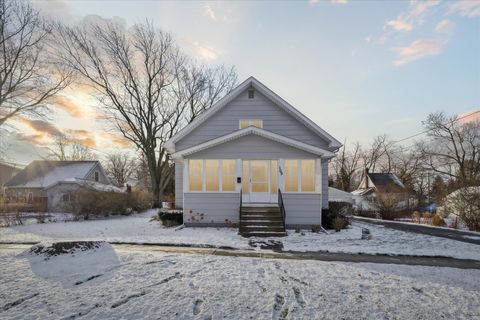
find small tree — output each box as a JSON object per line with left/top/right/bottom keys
{"left": 104, "top": 152, "right": 136, "bottom": 186}
{"left": 48, "top": 134, "right": 96, "bottom": 161}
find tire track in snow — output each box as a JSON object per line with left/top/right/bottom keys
{"left": 2, "top": 293, "right": 39, "bottom": 311}
{"left": 111, "top": 291, "right": 147, "bottom": 309}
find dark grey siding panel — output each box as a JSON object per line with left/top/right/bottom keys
{"left": 283, "top": 193, "right": 322, "bottom": 225}
{"left": 185, "top": 135, "right": 317, "bottom": 159}
{"left": 322, "top": 161, "right": 329, "bottom": 208}
{"left": 175, "top": 162, "right": 183, "bottom": 209}
{"left": 184, "top": 193, "right": 240, "bottom": 224}
{"left": 176, "top": 89, "right": 330, "bottom": 151}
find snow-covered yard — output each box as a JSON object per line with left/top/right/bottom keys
{"left": 0, "top": 210, "right": 479, "bottom": 260}
{"left": 0, "top": 243, "right": 479, "bottom": 319}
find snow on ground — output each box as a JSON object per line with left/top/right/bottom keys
{"left": 0, "top": 247, "right": 479, "bottom": 319}
{"left": 0, "top": 211, "right": 479, "bottom": 260}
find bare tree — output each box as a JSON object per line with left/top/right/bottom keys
{"left": 419, "top": 112, "right": 480, "bottom": 186}
{"left": 104, "top": 152, "right": 136, "bottom": 186}
{"left": 331, "top": 141, "right": 361, "bottom": 191}
{"left": 54, "top": 21, "right": 237, "bottom": 207}
{"left": 0, "top": 0, "right": 69, "bottom": 126}
{"left": 48, "top": 134, "right": 95, "bottom": 161}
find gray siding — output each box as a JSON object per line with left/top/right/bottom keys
{"left": 283, "top": 193, "right": 322, "bottom": 226}
{"left": 175, "top": 162, "right": 183, "bottom": 209}
{"left": 185, "top": 134, "right": 318, "bottom": 159}
{"left": 85, "top": 163, "right": 110, "bottom": 184}
{"left": 322, "top": 161, "right": 329, "bottom": 208}
{"left": 46, "top": 184, "right": 82, "bottom": 212}
{"left": 184, "top": 193, "right": 240, "bottom": 224}
{"left": 176, "top": 89, "right": 330, "bottom": 151}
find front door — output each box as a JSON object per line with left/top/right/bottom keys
{"left": 243, "top": 160, "right": 277, "bottom": 203}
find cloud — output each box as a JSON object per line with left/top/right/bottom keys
{"left": 394, "top": 39, "right": 444, "bottom": 66}
{"left": 386, "top": 19, "right": 414, "bottom": 31}
{"left": 458, "top": 110, "right": 480, "bottom": 124}
{"left": 331, "top": 0, "right": 348, "bottom": 4}
{"left": 450, "top": 1, "right": 480, "bottom": 18}
{"left": 99, "top": 132, "right": 132, "bottom": 148}
{"left": 203, "top": 3, "right": 217, "bottom": 21}
{"left": 193, "top": 42, "right": 221, "bottom": 60}
{"left": 435, "top": 19, "right": 455, "bottom": 34}
{"left": 15, "top": 116, "right": 63, "bottom": 137}
{"left": 386, "top": 0, "right": 439, "bottom": 32}
{"left": 68, "top": 129, "right": 98, "bottom": 148}
{"left": 53, "top": 96, "right": 86, "bottom": 118}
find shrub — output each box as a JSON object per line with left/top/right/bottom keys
{"left": 67, "top": 189, "right": 129, "bottom": 220}
{"left": 311, "top": 224, "right": 322, "bottom": 233}
{"left": 127, "top": 188, "right": 153, "bottom": 212}
{"left": 322, "top": 208, "right": 350, "bottom": 230}
{"left": 422, "top": 212, "right": 432, "bottom": 224}
{"left": 431, "top": 214, "right": 444, "bottom": 226}
{"left": 443, "top": 187, "right": 480, "bottom": 231}
{"left": 333, "top": 217, "right": 347, "bottom": 232}
{"left": 411, "top": 211, "right": 422, "bottom": 223}
{"left": 35, "top": 212, "right": 47, "bottom": 224}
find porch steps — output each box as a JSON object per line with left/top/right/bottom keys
{"left": 239, "top": 205, "right": 286, "bottom": 237}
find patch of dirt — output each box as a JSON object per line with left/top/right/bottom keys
{"left": 29, "top": 241, "right": 104, "bottom": 257}
{"left": 248, "top": 239, "right": 284, "bottom": 251}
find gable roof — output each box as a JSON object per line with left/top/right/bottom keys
{"left": 368, "top": 173, "right": 406, "bottom": 193}
{"left": 166, "top": 76, "right": 342, "bottom": 153}
{"left": 5, "top": 161, "right": 101, "bottom": 189}
{"left": 171, "top": 126, "right": 336, "bottom": 159}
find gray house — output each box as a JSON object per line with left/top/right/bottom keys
{"left": 4, "top": 160, "right": 121, "bottom": 212}
{"left": 166, "top": 77, "right": 341, "bottom": 236}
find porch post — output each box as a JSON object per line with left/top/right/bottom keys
{"left": 315, "top": 158, "right": 322, "bottom": 194}
{"left": 278, "top": 159, "right": 285, "bottom": 192}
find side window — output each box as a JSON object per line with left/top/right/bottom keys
{"left": 62, "top": 194, "right": 69, "bottom": 202}
{"left": 94, "top": 171, "right": 99, "bottom": 182}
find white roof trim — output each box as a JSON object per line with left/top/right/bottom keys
{"left": 171, "top": 126, "right": 336, "bottom": 159}
{"left": 165, "top": 76, "right": 342, "bottom": 152}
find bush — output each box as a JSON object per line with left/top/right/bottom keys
{"left": 411, "top": 211, "right": 422, "bottom": 223}
{"left": 333, "top": 217, "right": 347, "bottom": 232}
{"left": 322, "top": 207, "right": 350, "bottom": 230}
{"left": 127, "top": 188, "right": 153, "bottom": 212}
{"left": 443, "top": 187, "right": 480, "bottom": 231}
{"left": 158, "top": 210, "right": 183, "bottom": 227}
{"left": 0, "top": 212, "right": 23, "bottom": 227}
{"left": 311, "top": 224, "right": 322, "bottom": 233}
{"left": 67, "top": 190, "right": 129, "bottom": 220}
{"left": 431, "top": 214, "right": 445, "bottom": 227}
{"left": 422, "top": 212, "right": 432, "bottom": 224}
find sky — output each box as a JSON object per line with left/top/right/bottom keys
{"left": 2, "top": 0, "right": 479, "bottom": 165}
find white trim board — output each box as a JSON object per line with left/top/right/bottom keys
{"left": 171, "top": 127, "right": 336, "bottom": 159}
{"left": 165, "top": 76, "right": 342, "bottom": 152}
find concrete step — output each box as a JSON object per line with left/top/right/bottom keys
{"left": 241, "top": 212, "right": 282, "bottom": 218}
{"left": 239, "top": 226, "right": 285, "bottom": 233}
{"left": 239, "top": 231, "right": 287, "bottom": 238}
{"left": 241, "top": 207, "right": 280, "bottom": 213}
{"left": 240, "top": 220, "right": 284, "bottom": 227}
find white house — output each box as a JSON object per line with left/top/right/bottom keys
{"left": 4, "top": 160, "right": 122, "bottom": 212}
{"left": 166, "top": 76, "right": 341, "bottom": 236}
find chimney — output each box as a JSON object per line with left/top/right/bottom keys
{"left": 365, "top": 168, "right": 369, "bottom": 188}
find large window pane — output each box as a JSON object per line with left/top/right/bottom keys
{"left": 205, "top": 160, "right": 219, "bottom": 191}
{"left": 240, "top": 120, "right": 249, "bottom": 129}
{"left": 189, "top": 160, "right": 203, "bottom": 191}
{"left": 271, "top": 160, "right": 278, "bottom": 194}
{"left": 222, "top": 160, "right": 236, "bottom": 192}
{"left": 242, "top": 161, "right": 249, "bottom": 193}
{"left": 285, "top": 160, "right": 298, "bottom": 192}
{"left": 301, "top": 160, "right": 315, "bottom": 192}
{"left": 251, "top": 120, "right": 262, "bottom": 128}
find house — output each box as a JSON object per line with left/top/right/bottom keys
{"left": 166, "top": 76, "right": 341, "bottom": 236}
{"left": 4, "top": 160, "right": 122, "bottom": 212}
{"left": 351, "top": 168, "right": 410, "bottom": 211}
{"left": 0, "top": 161, "right": 23, "bottom": 195}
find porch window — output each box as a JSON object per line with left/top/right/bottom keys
{"left": 239, "top": 119, "right": 262, "bottom": 129}
{"left": 188, "top": 159, "right": 237, "bottom": 192}
{"left": 271, "top": 160, "right": 278, "bottom": 194}
{"left": 222, "top": 160, "right": 236, "bottom": 191}
{"left": 189, "top": 160, "right": 203, "bottom": 191}
{"left": 284, "top": 159, "right": 316, "bottom": 192}
{"left": 284, "top": 160, "right": 298, "bottom": 192}
{"left": 242, "top": 161, "right": 249, "bottom": 193}
{"left": 205, "top": 160, "right": 220, "bottom": 191}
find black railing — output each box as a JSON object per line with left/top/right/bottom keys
{"left": 278, "top": 189, "right": 286, "bottom": 230}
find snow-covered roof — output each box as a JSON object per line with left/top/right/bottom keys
{"left": 5, "top": 161, "right": 99, "bottom": 189}
{"left": 328, "top": 187, "right": 353, "bottom": 203}
{"left": 171, "top": 126, "right": 336, "bottom": 159}
{"left": 351, "top": 187, "right": 375, "bottom": 196}
{"left": 46, "top": 179, "right": 125, "bottom": 193}
{"left": 166, "top": 76, "right": 342, "bottom": 152}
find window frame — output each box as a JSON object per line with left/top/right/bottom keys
{"left": 283, "top": 159, "right": 318, "bottom": 194}
{"left": 94, "top": 171, "right": 99, "bottom": 182}
{"left": 187, "top": 159, "right": 238, "bottom": 193}
{"left": 239, "top": 119, "right": 263, "bottom": 129}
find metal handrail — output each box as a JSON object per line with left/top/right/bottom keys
{"left": 278, "top": 188, "right": 286, "bottom": 230}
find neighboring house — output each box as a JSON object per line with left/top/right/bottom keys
{"left": 4, "top": 160, "right": 122, "bottom": 212}
{"left": 0, "top": 161, "right": 23, "bottom": 195}
{"left": 351, "top": 168, "right": 410, "bottom": 211}
{"left": 328, "top": 187, "right": 353, "bottom": 205}
{"left": 166, "top": 76, "right": 341, "bottom": 235}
